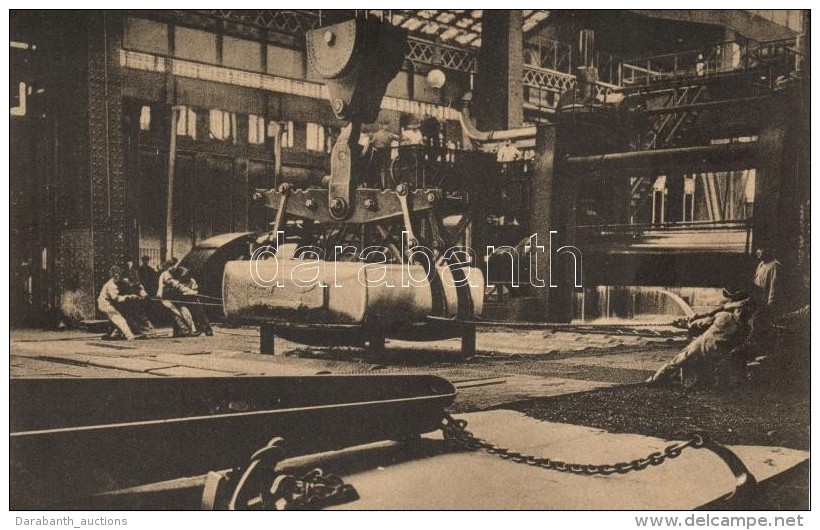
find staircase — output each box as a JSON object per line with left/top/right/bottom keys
{"left": 629, "top": 84, "right": 706, "bottom": 222}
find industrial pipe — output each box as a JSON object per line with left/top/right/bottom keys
{"left": 457, "top": 96, "right": 536, "bottom": 143}
{"left": 566, "top": 142, "right": 758, "bottom": 174}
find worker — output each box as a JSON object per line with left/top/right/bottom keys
{"left": 116, "top": 261, "right": 154, "bottom": 337}
{"left": 420, "top": 116, "right": 441, "bottom": 147}
{"left": 165, "top": 266, "right": 213, "bottom": 337}
{"left": 695, "top": 53, "right": 706, "bottom": 77}
{"left": 753, "top": 246, "right": 782, "bottom": 314}
{"left": 372, "top": 122, "right": 397, "bottom": 150}
{"left": 496, "top": 138, "right": 522, "bottom": 163}
{"left": 122, "top": 258, "right": 140, "bottom": 287}
{"left": 157, "top": 259, "right": 195, "bottom": 337}
{"left": 647, "top": 297, "right": 756, "bottom": 389}
{"left": 401, "top": 122, "right": 423, "bottom": 145}
{"left": 685, "top": 288, "right": 750, "bottom": 334}
{"left": 369, "top": 123, "right": 398, "bottom": 187}
{"left": 743, "top": 245, "right": 789, "bottom": 368}
{"left": 97, "top": 266, "right": 141, "bottom": 341}
{"left": 138, "top": 255, "right": 159, "bottom": 299}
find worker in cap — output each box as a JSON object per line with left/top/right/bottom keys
{"left": 401, "top": 121, "right": 423, "bottom": 145}
{"left": 648, "top": 297, "right": 756, "bottom": 389}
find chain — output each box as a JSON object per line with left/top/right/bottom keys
{"left": 262, "top": 468, "right": 359, "bottom": 510}
{"left": 441, "top": 414, "right": 704, "bottom": 476}
{"left": 205, "top": 436, "right": 359, "bottom": 510}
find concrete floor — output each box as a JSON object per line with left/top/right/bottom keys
{"left": 9, "top": 324, "right": 684, "bottom": 410}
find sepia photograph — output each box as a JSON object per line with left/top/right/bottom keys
{"left": 7, "top": 6, "right": 811, "bottom": 516}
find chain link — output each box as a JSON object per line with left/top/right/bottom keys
{"left": 441, "top": 414, "right": 704, "bottom": 476}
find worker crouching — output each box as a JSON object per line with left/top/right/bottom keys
{"left": 647, "top": 298, "right": 757, "bottom": 390}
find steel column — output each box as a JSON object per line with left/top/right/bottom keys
{"left": 164, "top": 106, "right": 180, "bottom": 262}
{"left": 529, "top": 124, "right": 575, "bottom": 322}
{"left": 755, "top": 85, "right": 808, "bottom": 269}
{"left": 473, "top": 10, "right": 524, "bottom": 130}
{"left": 87, "top": 12, "right": 128, "bottom": 296}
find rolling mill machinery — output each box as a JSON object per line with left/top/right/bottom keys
{"left": 222, "top": 17, "right": 485, "bottom": 356}
{"left": 222, "top": 15, "right": 810, "bottom": 346}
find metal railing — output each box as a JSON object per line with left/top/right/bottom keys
{"left": 522, "top": 64, "right": 575, "bottom": 93}
{"left": 522, "top": 63, "right": 617, "bottom": 111}
{"left": 620, "top": 37, "right": 800, "bottom": 87}
{"left": 407, "top": 36, "right": 476, "bottom": 72}
{"left": 195, "top": 9, "right": 322, "bottom": 34}
{"left": 524, "top": 37, "right": 573, "bottom": 74}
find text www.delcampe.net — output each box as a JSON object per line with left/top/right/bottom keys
{"left": 635, "top": 515, "right": 806, "bottom": 529}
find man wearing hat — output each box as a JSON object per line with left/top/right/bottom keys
{"left": 648, "top": 297, "right": 757, "bottom": 389}
{"left": 686, "top": 288, "right": 749, "bottom": 336}
{"left": 401, "top": 121, "right": 423, "bottom": 145}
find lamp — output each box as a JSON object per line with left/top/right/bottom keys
{"left": 426, "top": 68, "right": 446, "bottom": 89}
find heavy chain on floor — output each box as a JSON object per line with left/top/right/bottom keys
{"left": 440, "top": 413, "right": 757, "bottom": 501}
{"left": 441, "top": 413, "right": 701, "bottom": 475}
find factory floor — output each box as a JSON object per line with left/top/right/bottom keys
{"left": 8, "top": 325, "right": 810, "bottom": 509}
{"left": 9, "top": 324, "right": 685, "bottom": 410}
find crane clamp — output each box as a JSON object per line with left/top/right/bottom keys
{"left": 253, "top": 185, "right": 442, "bottom": 225}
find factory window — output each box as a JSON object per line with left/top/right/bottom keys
{"left": 651, "top": 176, "right": 667, "bottom": 224}
{"left": 682, "top": 176, "right": 696, "bottom": 222}
{"left": 139, "top": 106, "right": 151, "bottom": 131}
{"left": 123, "top": 17, "right": 169, "bottom": 56}
{"left": 276, "top": 120, "right": 294, "bottom": 148}
{"left": 248, "top": 114, "right": 266, "bottom": 145}
{"left": 305, "top": 123, "right": 326, "bottom": 152}
{"left": 326, "top": 128, "right": 338, "bottom": 153}
{"left": 209, "top": 109, "right": 235, "bottom": 141}
{"left": 223, "top": 36, "right": 262, "bottom": 72}
{"left": 176, "top": 106, "right": 197, "bottom": 139}
{"left": 267, "top": 45, "right": 305, "bottom": 79}
{"left": 744, "top": 169, "right": 757, "bottom": 204}
{"left": 175, "top": 27, "right": 218, "bottom": 64}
